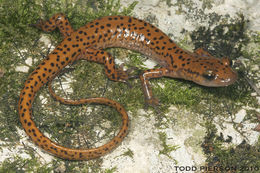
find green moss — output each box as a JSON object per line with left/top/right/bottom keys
{"left": 0, "top": 156, "right": 53, "bottom": 172}
{"left": 158, "top": 132, "right": 180, "bottom": 162}
{"left": 121, "top": 148, "right": 134, "bottom": 158}
{"left": 104, "top": 167, "right": 117, "bottom": 173}
{"left": 199, "top": 0, "right": 214, "bottom": 9}
{"left": 164, "top": 0, "right": 174, "bottom": 7}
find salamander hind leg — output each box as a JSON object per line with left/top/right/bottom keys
{"left": 81, "top": 48, "right": 130, "bottom": 83}
{"left": 31, "top": 13, "right": 74, "bottom": 37}
{"left": 47, "top": 48, "right": 131, "bottom": 104}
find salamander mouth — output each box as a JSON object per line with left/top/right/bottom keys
{"left": 199, "top": 71, "right": 238, "bottom": 87}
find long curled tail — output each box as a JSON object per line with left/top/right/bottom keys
{"left": 18, "top": 71, "right": 128, "bottom": 160}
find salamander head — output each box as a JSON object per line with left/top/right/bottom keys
{"left": 179, "top": 56, "right": 237, "bottom": 87}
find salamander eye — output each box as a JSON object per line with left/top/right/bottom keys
{"left": 221, "top": 57, "right": 232, "bottom": 67}
{"left": 202, "top": 70, "right": 216, "bottom": 80}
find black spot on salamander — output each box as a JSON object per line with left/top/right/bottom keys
{"left": 112, "top": 74, "right": 115, "bottom": 79}
{"left": 72, "top": 52, "right": 76, "bottom": 57}
{"left": 114, "top": 139, "right": 119, "bottom": 144}
{"left": 178, "top": 55, "right": 183, "bottom": 60}
{"left": 109, "top": 58, "right": 112, "bottom": 64}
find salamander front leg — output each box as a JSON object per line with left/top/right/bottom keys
{"left": 194, "top": 48, "right": 213, "bottom": 58}
{"left": 139, "top": 68, "right": 169, "bottom": 106}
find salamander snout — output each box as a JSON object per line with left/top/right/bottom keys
{"left": 198, "top": 57, "right": 237, "bottom": 87}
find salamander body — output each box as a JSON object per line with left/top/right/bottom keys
{"left": 18, "top": 14, "right": 237, "bottom": 160}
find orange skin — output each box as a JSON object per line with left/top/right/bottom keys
{"left": 18, "top": 13, "right": 237, "bottom": 160}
